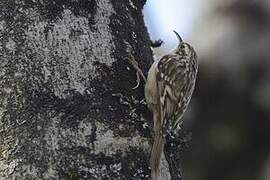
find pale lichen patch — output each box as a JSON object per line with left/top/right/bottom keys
{"left": 129, "top": 0, "right": 137, "bottom": 10}
{"left": 24, "top": 1, "right": 116, "bottom": 97}
{"left": 39, "top": 114, "right": 149, "bottom": 177}
{"left": 43, "top": 118, "right": 93, "bottom": 153}
{"left": 18, "top": 164, "right": 39, "bottom": 179}
{"left": 43, "top": 117, "right": 60, "bottom": 151}
{"left": 42, "top": 166, "right": 58, "bottom": 180}
{"left": 5, "top": 38, "right": 16, "bottom": 52}
{"left": 0, "top": 155, "right": 21, "bottom": 179}
{"left": 0, "top": 20, "right": 5, "bottom": 30}
{"left": 94, "top": 122, "right": 149, "bottom": 156}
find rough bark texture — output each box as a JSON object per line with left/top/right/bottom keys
{"left": 0, "top": 0, "right": 173, "bottom": 179}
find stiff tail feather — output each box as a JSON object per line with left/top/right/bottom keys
{"left": 150, "top": 130, "right": 165, "bottom": 180}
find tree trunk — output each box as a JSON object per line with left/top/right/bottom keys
{"left": 0, "top": 0, "right": 172, "bottom": 179}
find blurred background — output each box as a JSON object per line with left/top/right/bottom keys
{"left": 143, "top": 0, "right": 270, "bottom": 180}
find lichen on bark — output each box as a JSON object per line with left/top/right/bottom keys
{"left": 0, "top": 0, "right": 175, "bottom": 179}
{"left": 0, "top": 0, "right": 167, "bottom": 179}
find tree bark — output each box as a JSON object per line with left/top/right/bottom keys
{"left": 0, "top": 0, "right": 172, "bottom": 179}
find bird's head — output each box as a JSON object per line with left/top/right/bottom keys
{"left": 173, "top": 30, "right": 194, "bottom": 57}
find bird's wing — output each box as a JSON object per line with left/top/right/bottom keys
{"left": 157, "top": 55, "right": 190, "bottom": 129}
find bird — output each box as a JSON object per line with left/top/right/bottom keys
{"left": 128, "top": 31, "right": 198, "bottom": 180}
{"left": 145, "top": 31, "right": 198, "bottom": 180}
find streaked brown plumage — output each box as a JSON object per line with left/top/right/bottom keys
{"left": 145, "top": 31, "right": 198, "bottom": 180}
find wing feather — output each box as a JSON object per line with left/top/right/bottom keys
{"left": 157, "top": 55, "right": 191, "bottom": 129}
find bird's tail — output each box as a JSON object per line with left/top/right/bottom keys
{"left": 150, "top": 130, "right": 165, "bottom": 180}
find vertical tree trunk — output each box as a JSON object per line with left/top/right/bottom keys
{"left": 0, "top": 0, "right": 172, "bottom": 179}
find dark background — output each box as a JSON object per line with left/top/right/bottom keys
{"left": 145, "top": 0, "right": 270, "bottom": 180}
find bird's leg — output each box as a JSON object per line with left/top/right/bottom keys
{"left": 126, "top": 54, "right": 147, "bottom": 89}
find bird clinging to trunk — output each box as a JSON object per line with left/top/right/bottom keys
{"left": 128, "top": 31, "right": 198, "bottom": 180}
{"left": 145, "top": 31, "right": 198, "bottom": 180}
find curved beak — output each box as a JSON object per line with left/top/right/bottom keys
{"left": 173, "top": 30, "right": 183, "bottom": 45}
